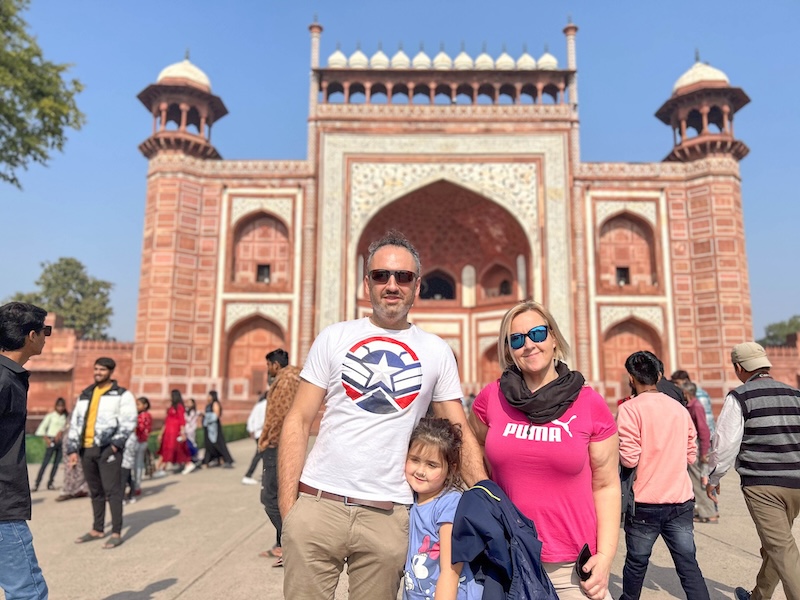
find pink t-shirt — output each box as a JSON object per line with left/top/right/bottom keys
{"left": 472, "top": 382, "right": 617, "bottom": 562}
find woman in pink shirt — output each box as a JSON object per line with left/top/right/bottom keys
{"left": 469, "top": 301, "right": 620, "bottom": 600}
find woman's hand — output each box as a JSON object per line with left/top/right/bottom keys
{"left": 579, "top": 550, "right": 613, "bottom": 600}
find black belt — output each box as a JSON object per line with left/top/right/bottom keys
{"left": 298, "top": 483, "right": 394, "bottom": 511}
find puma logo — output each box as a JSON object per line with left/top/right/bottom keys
{"left": 552, "top": 415, "right": 577, "bottom": 438}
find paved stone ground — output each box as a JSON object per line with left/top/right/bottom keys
{"left": 7, "top": 438, "right": 797, "bottom": 600}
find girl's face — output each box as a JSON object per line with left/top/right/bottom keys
{"left": 136, "top": 400, "right": 146, "bottom": 413}
{"left": 405, "top": 442, "right": 449, "bottom": 504}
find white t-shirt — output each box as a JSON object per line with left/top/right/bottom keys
{"left": 300, "top": 317, "right": 463, "bottom": 504}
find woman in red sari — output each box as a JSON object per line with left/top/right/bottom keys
{"left": 153, "top": 390, "right": 190, "bottom": 476}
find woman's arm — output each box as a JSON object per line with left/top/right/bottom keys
{"left": 435, "top": 522, "right": 463, "bottom": 600}
{"left": 581, "top": 434, "right": 621, "bottom": 600}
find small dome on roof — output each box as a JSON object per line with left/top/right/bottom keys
{"left": 391, "top": 46, "right": 411, "bottom": 69}
{"left": 412, "top": 47, "right": 432, "bottom": 69}
{"left": 516, "top": 45, "right": 536, "bottom": 70}
{"left": 496, "top": 48, "right": 515, "bottom": 70}
{"left": 433, "top": 47, "right": 452, "bottom": 70}
{"left": 157, "top": 58, "right": 211, "bottom": 91}
{"left": 327, "top": 44, "right": 347, "bottom": 68}
{"left": 370, "top": 46, "right": 389, "bottom": 69}
{"left": 454, "top": 46, "right": 473, "bottom": 70}
{"left": 349, "top": 47, "right": 369, "bottom": 69}
{"left": 538, "top": 47, "right": 558, "bottom": 70}
{"left": 672, "top": 61, "right": 730, "bottom": 94}
{"left": 475, "top": 45, "right": 494, "bottom": 70}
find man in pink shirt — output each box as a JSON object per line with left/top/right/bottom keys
{"left": 616, "top": 351, "right": 709, "bottom": 600}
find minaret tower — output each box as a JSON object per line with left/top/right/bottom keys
{"left": 655, "top": 54, "right": 749, "bottom": 162}
{"left": 137, "top": 53, "right": 228, "bottom": 159}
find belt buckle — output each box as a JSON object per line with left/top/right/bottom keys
{"left": 343, "top": 496, "right": 359, "bottom": 507}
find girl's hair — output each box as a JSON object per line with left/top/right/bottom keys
{"left": 209, "top": 390, "right": 219, "bottom": 403}
{"left": 187, "top": 397, "right": 196, "bottom": 412}
{"left": 170, "top": 389, "right": 183, "bottom": 407}
{"left": 497, "top": 300, "right": 570, "bottom": 371}
{"left": 408, "top": 417, "right": 463, "bottom": 490}
{"left": 137, "top": 396, "right": 151, "bottom": 410}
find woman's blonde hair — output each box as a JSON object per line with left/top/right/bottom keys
{"left": 497, "top": 300, "right": 571, "bottom": 371}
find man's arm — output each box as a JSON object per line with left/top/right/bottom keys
{"left": 277, "top": 380, "right": 326, "bottom": 518}
{"left": 706, "top": 393, "right": 744, "bottom": 491}
{"left": 259, "top": 370, "right": 300, "bottom": 451}
{"left": 432, "top": 400, "right": 488, "bottom": 486}
{"left": 616, "top": 406, "right": 641, "bottom": 468}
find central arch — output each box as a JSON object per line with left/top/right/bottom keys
{"left": 356, "top": 180, "right": 532, "bottom": 388}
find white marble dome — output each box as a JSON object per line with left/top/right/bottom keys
{"left": 391, "top": 47, "right": 411, "bottom": 69}
{"left": 537, "top": 50, "right": 558, "bottom": 70}
{"left": 496, "top": 49, "right": 515, "bottom": 70}
{"left": 157, "top": 58, "right": 211, "bottom": 90}
{"left": 412, "top": 48, "right": 432, "bottom": 69}
{"left": 516, "top": 47, "right": 536, "bottom": 70}
{"left": 673, "top": 61, "right": 730, "bottom": 93}
{"left": 433, "top": 49, "right": 452, "bottom": 70}
{"left": 475, "top": 48, "right": 494, "bottom": 70}
{"left": 454, "top": 49, "right": 473, "bottom": 70}
{"left": 370, "top": 47, "right": 389, "bottom": 69}
{"left": 349, "top": 47, "right": 369, "bottom": 69}
{"left": 327, "top": 45, "right": 348, "bottom": 68}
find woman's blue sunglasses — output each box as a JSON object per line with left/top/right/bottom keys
{"left": 508, "top": 325, "right": 549, "bottom": 350}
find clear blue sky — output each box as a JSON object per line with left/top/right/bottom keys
{"left": 3, "top": 1, "right": 798, "bottom": 341}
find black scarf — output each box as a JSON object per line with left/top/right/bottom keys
{"left": 499, "top": 361, "right": 585, "bottom": 424}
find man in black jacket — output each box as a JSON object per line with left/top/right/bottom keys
{"left": 0, "top": 302, "right": 50, "bottom": 599}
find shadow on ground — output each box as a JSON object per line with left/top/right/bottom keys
{"left": 120, "top": 505, "right": 180, "bottom": 542}
{"left": 102, "top": 578, "right": 177, "bottom": 600}
{"left": 608, "top": 564, "right": 735, "bottom": 598}
{"left": 140, "top": 481, "right": 178, "bottom": 498}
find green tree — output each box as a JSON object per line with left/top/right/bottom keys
{"left": 1, "top": 0, "right": 85, "bottom": 188}
{"left": 758, "top": 315, "right": 800, "bottom": 347}
{"left": 10, "top": 258, "right": 114, "bottom": 340}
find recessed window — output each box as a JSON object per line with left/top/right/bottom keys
{"left": 616, "top": 267, "right": 630, "bottom": 286}
{"left": 499, "top": 280, "right": 512, "bottom": 296}
{"left": 420, "top": 272, "right": 456, "bottom": 300}
{"left": 256, "top": 264, "right": 271, "bottom": 284}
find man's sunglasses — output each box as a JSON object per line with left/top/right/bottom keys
{"left": 368, "top": 269, "right": 417, "bottom": 285}
{"left": 508, "top": 325, "right": 549, "bottom": 350}
{"left": 39, "top": 325, "right": 52, "bottom": 337}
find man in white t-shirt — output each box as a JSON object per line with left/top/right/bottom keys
{"left": 279, "top": 231, "right": 486, "bottom": 600}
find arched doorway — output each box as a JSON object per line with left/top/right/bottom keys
{"left": 225, "top": 316, "right": 285, "bottom": 400}
{"left": 356, "top": 180, "right": 531, "bottom": 389}
{"left": 602, "top": 319, "right": 663, "bottom": 402}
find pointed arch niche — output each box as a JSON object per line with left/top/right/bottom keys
{"left": 225, "top": 316, "right": 285, "bottom": 400}
{"left": 229, "top": 213, "right": 291, "bottom": 292}
{"left": 356, "top": 180, "right": 531, "bottom": 312}
{"left": 602, "top": 318, "right": 663, "bottom": 402}
{"left": 597, "top": 212, "right": 659, "bottom": 294}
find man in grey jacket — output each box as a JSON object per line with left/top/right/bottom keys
{"left": 67, "top": 357, "right": 137, "bottom": 549}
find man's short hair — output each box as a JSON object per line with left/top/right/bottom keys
{"left": 366, "top": 230, "right": 421, "bottom": 275}
{"left": 670, "top": 369, "right": 691, "bottom": 382}
{"left": 641, "top": 350, "right": 665, "bottom": 377}
{"left": 625, "top": 351, "right": 661, "bottom": 386}
{"left": 265, "top": 348, "right": 289, "bottom": 368}
{"left": 94, "top": 357, "right": 116, "bottom": 371}
{"left": 681, "top": 381, "right": 697, "bottom": 397}
{"left": 0, "top": 302, "right": 47, "bottom": 351}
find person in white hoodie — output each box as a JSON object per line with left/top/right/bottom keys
{"left": 241, "top": 392, "right": 268, "bottom": 485}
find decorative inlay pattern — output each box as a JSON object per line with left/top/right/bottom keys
{"left": 149, "top": 153, "right": 311, "bottom": 176}
{"left": 576, "top": 156, "right": 740, "bottom": 179}
{"left": 478, "top": 336, "right": 497, "bottom": 356}
{"left": 225, "top": 303, "right": 289, "bottom": 332}
{"left": 595, "top": 200, "right": 657, "bottom": 228}
{"left": 230, "top": 197, "right": 294, "bottom": 227}
{"left": 316, "top": 103, "right": 573, "bottom": 120}
{"left": 600, "top": 305, "right": 663, "bottom": 335}
{"left": 319, "top": 133, "right": 571, "bottom": 343}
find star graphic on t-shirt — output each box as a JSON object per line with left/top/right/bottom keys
{"left": 365, "top": 352, "right": 403, "bottom": 392}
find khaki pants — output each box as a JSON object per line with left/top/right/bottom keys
{"left": 688, "top": 461, "right": 717, "bottom": 519}
{"left": 742, "top": 485, "right": 800, "bottom": 600}
{"left": 282, "top": 492, "right": 409, "bottom": 600}
{"left": 544, "top": 561, "right": 613, "bottom": 600}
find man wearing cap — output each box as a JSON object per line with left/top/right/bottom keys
{"left": 706, "top": 342, "right": 800, "bottom": 600}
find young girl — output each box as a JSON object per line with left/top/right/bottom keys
{"left": 403, "top": 418, "right": 482, "bottom": 600}
{"left": 133, "top": 397, "right": 153, "bottom": 493}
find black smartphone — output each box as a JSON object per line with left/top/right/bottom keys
{"left": 575, "top": 543, "right": 592, "bottom": 582}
